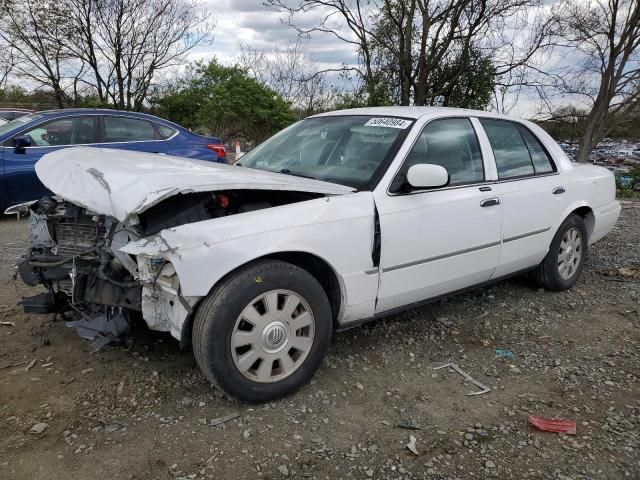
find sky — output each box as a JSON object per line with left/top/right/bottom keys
{"left": 186, "top": 0, "right": 556, "bottom": 119}
{"left": 189, "top": 0, "right": 357, "bottom": 72}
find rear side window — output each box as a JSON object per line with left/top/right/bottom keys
{"left": 103, "top": 116, "right": 158, "bottom": 142}
{"left": 22, "top": 117, "right": 96, "bottom": 146}
{"left": 392, "top": 118, "right": 484, "bottom": 191}
{"left": 480, "top": 119, "right": 554, "bottom": 179}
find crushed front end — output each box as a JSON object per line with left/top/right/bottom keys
{"left": 14, "top": 197, "right": 145, "bottom": 352}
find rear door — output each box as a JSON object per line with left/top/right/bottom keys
{"left": 99, "top": 115, "right": 175, "bottom": 154}
{"left": 3, "top": 116, "right": 98, "bottom": 204}
{"left": 477, "top": 119, "right": 565, "bottom": 277}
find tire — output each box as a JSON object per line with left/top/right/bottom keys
{"left": 534, "top": 214, "right": 588, "bottom": 291}
{"left": 192, "top": 260, "right": 332, "bottom": 402}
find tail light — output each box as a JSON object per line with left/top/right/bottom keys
{"left": 207, "top": 144, "right": 226, "bottom": 159}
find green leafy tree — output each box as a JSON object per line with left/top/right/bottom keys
{"left": 156, "top": 61, "right": 296, "bottom": 143}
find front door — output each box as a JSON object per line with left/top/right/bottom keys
{"left": 374, "top": 117, "right": 503, "bottom": 313}
{"left": 3, "top": 116, "right": 98, "bottom": 204}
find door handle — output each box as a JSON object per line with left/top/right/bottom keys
{"left": 553, "top": 186, "right": 566, "bottom": 195}
{"left": 480, "top": 198, "right": 501, "bottom": 207}
{"left": 479, "top": 186, "right": 492, "bottom": 192}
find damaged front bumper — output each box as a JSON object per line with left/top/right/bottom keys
{"left": 11, "top": 197, "right": 194, "bottom": 351}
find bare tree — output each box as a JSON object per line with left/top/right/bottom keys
{"left": 267, "top": 0, "right": 552, "bottom": 107}
{"left": 0, "top": 0, "right": 213, "bottom": 109}
{"left": 66, "top": 0, "right": 213, "bottom": 110}
{"left": 0, "top": 0, "right": 81, "bottom": 107}
{"left": 550, "top": 0, "right": 640, "bottom": 162}
{"left": 240, "top": 40, "right": 337, "bottom": 116}
{"left": 0, "top": 41, "right": 14, "bottom": 89}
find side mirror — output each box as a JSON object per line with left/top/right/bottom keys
{"left": 407, "top": 164, "right": 449, "bottom": 189}
{"left": 14, "top": 135, "right": 32, "bottom": 150}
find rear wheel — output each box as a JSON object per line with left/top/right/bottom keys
{"left": 192, "top": 260, "right": 332, "bottom": 402}
{"left": 534, "top": 214, "right": 588, "bottom": 291}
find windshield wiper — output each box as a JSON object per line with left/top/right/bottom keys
{"left": 278, "top": 168, "right": 317, "bottom": 180}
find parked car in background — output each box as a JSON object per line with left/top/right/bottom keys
{"left": 9, "top": 107, "right": 620, "bottom": 402}
{"left": 0, "top": 108, "right": 226, "bottom": 209}
{"left": 0, "top": 108, "right": 34, "bottom": 121}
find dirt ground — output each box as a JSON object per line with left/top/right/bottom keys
{"left": 1, "top": 204, "right": 639, "bottom": 480}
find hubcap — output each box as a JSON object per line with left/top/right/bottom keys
{"left": 557, "top": 227, "right": 583, "bottom": 280}
{"left": 231, "top": 289, "right": 315, "bottom": 383}
{"left": 262, "top": 322, "right": 289, "bottom": 352}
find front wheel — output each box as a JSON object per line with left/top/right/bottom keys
{"left": 192, "top": 260, "right": 332, "bottom": 402}
{"left": 534, "top": 214, "right": 588, "bottom": 291}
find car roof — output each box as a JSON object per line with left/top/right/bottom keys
{"left": 22, "top": 108, "right": 186, "bottom": 130}
{"left": 35, "top": 108, "right": 163, "bottom": 119}
{"left": 312, "top": 106, "right": 521, "bottom": 122}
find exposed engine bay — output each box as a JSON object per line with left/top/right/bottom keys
{"left": 16, "top": 189, "right": 323, "bottom": 352}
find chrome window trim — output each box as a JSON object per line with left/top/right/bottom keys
{"left": 5, "top": 113, "right": 179, "bottom": 149}
{"left": 384, "top": 115, "right": 562, "bottom": 197}
{"left": 385, "top": 171, "right": 560, "bottom": 197}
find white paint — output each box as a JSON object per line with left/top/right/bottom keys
{"left": 34, "top": 107, "right": 621, "bottom": 341}
{"left": 406, "top": 164, "right": 449, "bottom": 188}
{"left": 35, "top": 147, "right": 354, "bottom": 222}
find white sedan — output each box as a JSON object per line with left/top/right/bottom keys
{"left": 10, "top": 107, "right": 621, "bottom": 402}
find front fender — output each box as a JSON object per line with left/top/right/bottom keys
{"left": 121, "top": 192, "right": 379, "bottom": 317}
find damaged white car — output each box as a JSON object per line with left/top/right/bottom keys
{"left": 9, "top": 107, "right": 621, "bottom": 402}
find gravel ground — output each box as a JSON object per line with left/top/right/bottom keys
{"left": 0, "top": 203, "right": 639, "bottom": 480}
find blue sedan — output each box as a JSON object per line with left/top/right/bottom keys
{"left": 0, "top": 109, "right": 226, "bottom": 209}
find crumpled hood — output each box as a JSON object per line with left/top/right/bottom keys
{"left": 35, "top": 147, "right": 355, "bottom": 221}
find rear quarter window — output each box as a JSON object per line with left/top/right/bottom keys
{"left": 156, "top": 124, "right": 177, "bottom": 140}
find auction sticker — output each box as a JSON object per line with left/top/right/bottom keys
{"left": 364, "top": 117, "right": 412, "bottom": 129}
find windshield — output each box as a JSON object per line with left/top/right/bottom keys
{"left": 0, "top": 114, "right": 45, "bottom": 137}
{"left": 238, "top": 115, "right": 414, "bottom": 189}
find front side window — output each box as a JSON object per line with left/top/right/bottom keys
{"left": 480, "top": 119, "right": 555, "bottom": 179}
{"left": 239, "top": 116, "right": 413, "bottom": 189}
{"left": 391, "top": 118, "right": 484, "bottom": 192}
{"left": 103, "top": 116, "right": 158, "bottom": 142}
{"left": 21, "top": 117, "right": 96, "bottom": 146}
{"left": 0, "top": 114, "right": 44, "bottom": 137}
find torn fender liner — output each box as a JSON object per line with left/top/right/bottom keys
{"left": 66, "top": 311, "right": 130, "bottom": 354}
{"left": 35, "top": 147, "right": 355, "bottom": 221}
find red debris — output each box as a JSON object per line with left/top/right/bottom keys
{"left": 528, "top": 415, "right": 576, "bottom": 435}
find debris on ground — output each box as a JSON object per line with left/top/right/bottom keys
{"left": 98, "top": 419, "right": 127, "bottom": 433}
{"left": 406, "top": 435, "right": 419, "bottom": 455}
{"left": 0, "top": 321, "right": 15, "bottom": 327}
{"left": 396, "top": 418, "right": 421, "bottom": 430}
{"left": 29, "top": 423, "right": 48, "bottom": 434}
{"left": 277, "top": 464, "right": 289, "bottom": 476}
{"left": 209, "top": 412, "right": 241, "bottom": 427}
{"left": 1, "top": 205, "right": 639, "bottom": 479}
{"left": 495, "top": 348, "right": 514, "bottom": 359}
{"left": 528, "top": 415, "right": 577, "bottom": 435}
{"left": 25, "top": 358, "right": 36, "bottom": 371}
{"left": 600, "top": 266, "right": 640, "bottom": 278}
{"left": 433, "top": 362, "right": 491, "bottom": 396}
